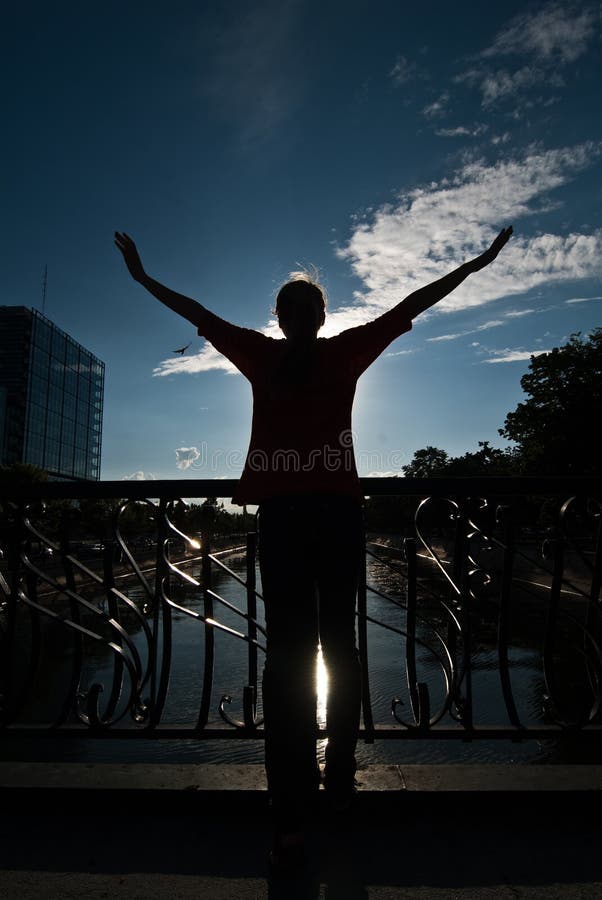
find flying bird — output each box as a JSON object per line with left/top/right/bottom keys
{"left": 173, "top": 342, "right": 191, "bottom": 355}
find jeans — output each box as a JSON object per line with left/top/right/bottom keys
{"left": 257, "top": 493, "right": 364, "bottom": 828}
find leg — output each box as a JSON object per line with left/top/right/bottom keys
{"left": 258, "top": 501, "right": 320, "bottom": 832}
{"left": 315, "top": 499, "right": 364, "bottom": 790}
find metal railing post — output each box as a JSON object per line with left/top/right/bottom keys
{"left": 357, "top": 523, "right": 375, "bottom": 742}
{"left": 243, "top": 529, "right": 258, "bottom": 728}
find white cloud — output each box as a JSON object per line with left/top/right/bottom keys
{"left": 153, "top": 143, "right": 602, "bottom": 379}
{"left": 435, "top": 124, "right": 488, "bottom": 138}
{"left": 427, "top": 320, "right": 505, "bottom": 342}
{"left": 457, "top": 64, "right": 565, "bottom": 108}
{"left": 482, "top": 348, "right": 552, "bottom": 364}
{"left": 336, "top": 143, "right": 602, "bottom": 315}
{"left": 505, "top": 309, "right": 536, "bottom": 317}
{"left": 455, "top": 4, "right": 598, "bottom": 110}
{"left": 478, "top": 319, "right": 505, "bottom": 330}
{"left": 122, "top": 471, "right": 156, "bottom": 481}
{"left": 428, "top": 332, "right": 466, "bottom": 342}
{"left": 565, "top": 295, "right": 602, "bottom": 304}
{"left": 422, "top": 92, "right": 449, "bottom": 118}
{"left": 175, "top": 447, "right": 201, "bottom": 470}
{"left": 481, "top": 67, "right": 560, "bottom": 107}
{"left": 385, "top": 348, "right": 417, "bottom": 357}
{"left": 390, "top": 55, "right": 420, "bottom": 85}
{"left": 481, "top": 2, "right": 598, "bottom": 65}
{"left": 153, "top": 302, "right": 386, "bottom": 377}
{"left": 154, "top": 345, "right": 239, "bottom": 377}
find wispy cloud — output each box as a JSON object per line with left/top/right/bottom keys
{"left": 175, "top": 447, "right": 201, "bottom": 470}
{"left": 481, "top": 2, "right": 598, "bottom": 65}
{"left": 428, "top": 320, "right": 505, "bottom": 342}
{"left": 482, "top": 348, "right": 552, "bottom": 364}
{"left": 385, "top": 348, "right": 417, "bottom": 357}
{"left": 435, "top": 124, "right": 488, "bottom": 138}
{"left": 390, "top": 55, "right": 422, "bottom": 85}
{"left": 458, "top": 2, "right": 598, "bottom": 108}
{"left": 198, "top": 0, "right": 303, "bottom": 145}
{"left": 565, "top": 295, "right": 602, "bottom": 304}
{"left": 459, "top": 65, "right": 563, "bottom": 108}
{"left": 422, "top": 92, "right": 450, "bottom": 118}
{"left": 122, "top": 471, "right": 157, "bottom": 481}
{"left": 505, "top": 308, "right": 536, "bottom": 317}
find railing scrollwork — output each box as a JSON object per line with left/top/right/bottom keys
{"left": 0, "top": 477, "right": 601, "bottom": 745}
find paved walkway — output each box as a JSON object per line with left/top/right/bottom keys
{"left": 0, "top": 764, "right": 601, "bottom": 899}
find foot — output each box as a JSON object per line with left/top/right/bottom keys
{"left": 323, "top": 775, "right": 359, "bottom": 813}
{"left": 268, "top": 830, "right": 306, "bottom": 874}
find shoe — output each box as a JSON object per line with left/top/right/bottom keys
{"left": 323, "top": 776, "right": 359, "bottom": 813}
{"left": 268, "top": 831, "right": 306, "bottom": 875}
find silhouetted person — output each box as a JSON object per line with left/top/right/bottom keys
{"left": 115, "top": 225, "right": 513, "bottom": 870}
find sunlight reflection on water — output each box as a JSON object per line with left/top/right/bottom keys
{"left": 316, "top": 644, "right": 328, "bottom": 729}
{"left": 316, "top": 644, "right": 329, "bottom": 765}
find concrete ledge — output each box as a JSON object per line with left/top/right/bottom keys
{"left": 0, "top": 761, "right": 269, "bottom": 792}
{"left": 0, "top": 762, "right": 601, "bottom": 796}
{"left": 397, "top": 763, "right": 602, "bottom": 791}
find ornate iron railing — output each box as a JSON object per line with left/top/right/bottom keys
{"left": 1, "top": 477, "right": 601, "bottom": 742}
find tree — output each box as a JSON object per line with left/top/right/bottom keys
{"left": 365, "top": 441, "right": 519, "bottom": 533}
{"left": 401, "top": 442, "right": 517, "bottom": 478}
{"left": 365, "top": 447, "right": 446, "bottom": 535}
{"left": 0, "top": 463, "right": 48, "bottom": 488}
{"left": 499, "top": 329, "right": 602, "bottom": 475}
{"left": 402, "top": 446, "right": 449, "bottom": 477}
{"left": 443, "top": 441, "right": 518, "bottom": 476}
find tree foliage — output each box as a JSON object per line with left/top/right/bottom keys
{"left": 401, "top": 446, "right": 449, "bottom": 477}
{"left": 400, "top": 441, "right": 517, "bottom": 478}
{"left": 499, "top": 329, "right": 602, "bottom": 475}
{"left": 0, "top": 463, "right": 48, "bottom": 487}
{"left": 441, "top": 441, "right": 518, "bottom": 476}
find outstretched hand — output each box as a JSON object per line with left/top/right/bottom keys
{"left": 114, "top": 232, "right": 146, "bottom": 282}
{"left": 473, "top": 226, "right": 513, "bottom": 271}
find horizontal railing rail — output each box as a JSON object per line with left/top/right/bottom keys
{"left": 1, "top": 475, "right": 601, "bottom": 500}
{"left": 1, "top": 477, "right": 601, "bottom": 744}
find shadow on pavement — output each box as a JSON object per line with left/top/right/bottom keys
{"left": 0, "top": 794, "right": 600, "bottom": 898}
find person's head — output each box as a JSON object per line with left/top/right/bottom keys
{"left": 274, "top": 268, "right": 326, "bottom": 340}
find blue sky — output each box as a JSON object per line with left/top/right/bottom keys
{"left": 3, "top": 0, "right": 601, "bottom": 491}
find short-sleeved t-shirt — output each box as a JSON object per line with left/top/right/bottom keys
{"left": 197, "top": 307, "right": 412, "bottom": 505}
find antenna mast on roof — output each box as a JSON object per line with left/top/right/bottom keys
{"left": 41, "top": 264, "right": 47, "bottom": 317}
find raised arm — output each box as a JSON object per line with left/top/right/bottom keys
{"left": 114, "top": 232, "right": 206, "bottom": 327}
{"left": 399, "top": 226, "right": 513, "bottom": 321}
{"left": 114, "top": 231, "right": 270, "bottom": 380}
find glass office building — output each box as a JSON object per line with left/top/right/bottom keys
{"left": 0, "top": 307, "right": 104, "bottom": 480}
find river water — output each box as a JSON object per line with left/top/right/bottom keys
{"left": 1, "top": 543, "right": 580, "bottom": 766}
